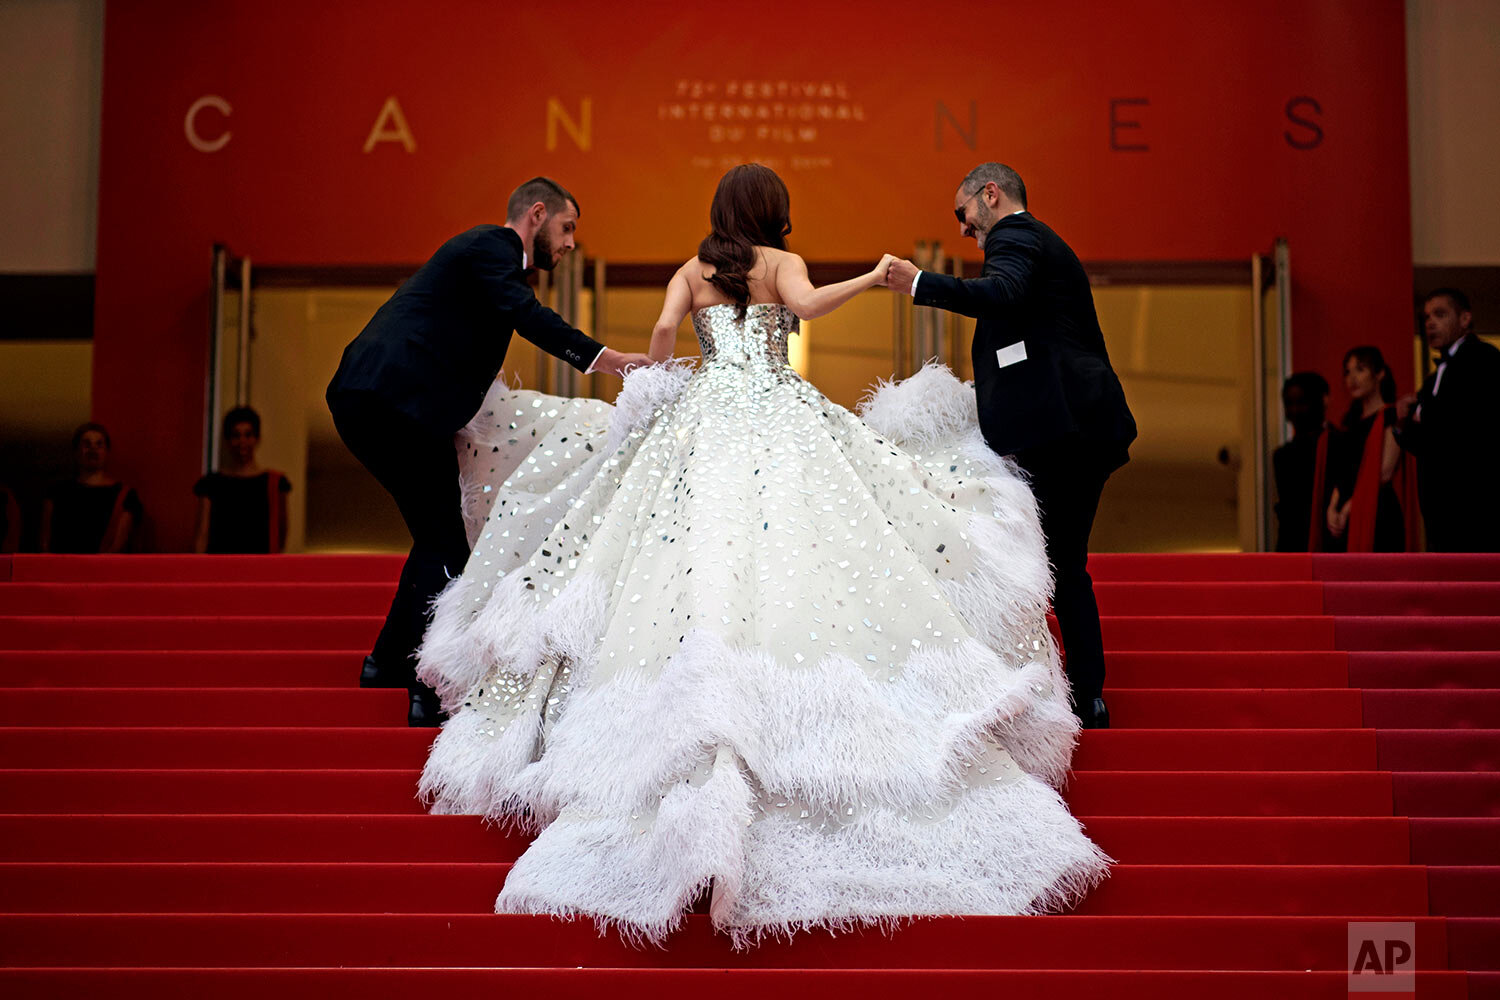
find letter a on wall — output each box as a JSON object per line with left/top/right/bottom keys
{"left": 364, "top": 97, "right": 416, "bottom": 153}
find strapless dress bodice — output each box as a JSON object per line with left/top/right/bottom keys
{"left": 691, "top": 303, "right": 798, "bottom": 367}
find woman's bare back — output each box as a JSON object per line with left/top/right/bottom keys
{"left": 648, "top": 246, "right": 885, "bottom": 361}
{"left": 685, "top": 247, "right": 794, "bottom": 312}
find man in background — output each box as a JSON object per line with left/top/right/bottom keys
{"left": 1396, "top": 288, "right": 1500, "bottom": 551}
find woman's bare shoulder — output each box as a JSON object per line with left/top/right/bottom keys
{"left": 759, "top": 246, "right": 804, "bottom": 270}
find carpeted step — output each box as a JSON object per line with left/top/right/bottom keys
{"left": 0, "top": 814, "right": 1412, "bottom": 865}
{"left": 1079, "top": 816, "right": 1411, "bottom": 864}
{"left": 7, "top": 554, "right": 405, "bottom": 583}
{"left": 1324, "top": 582, "right": 1500, "bottom": 616}
{"left": 1336, "top": 616, "right": 1500, "bottom": 651}
{"left": 0, "top": 649, "right": 1359, "bottom": 691}
{"left": 1092, "top": 582, "right": 1324, "bottom": 616}
{"left": 1105, "top": 689, "right": 1362, "bottom": 728}
{"left": 1392, "top": 774, "right": 1500, "bottom": 817}
{"left": 1349, "top": 652, "right": 1500, "bottom": 690}
{"left": 1363, "top": 690, "right": 1500, "bottom": 728}
{"left": 0, "top": 968, "right": 1471, "bottom": 1000}
{"left": 1066, "top": 772, "right": 1394, "bottom": 816}
{"left": 1427, "top": 867, "right": 1500, "bottom": 916}
{"left": 1076, "top": 864, "right": 1431, "bottom": 916}
{"left": 1100, "top": 617, "right": 1335, "bottom": 651}
{"left": 0, "top": 615, "right": 1342, "bottom": 653}
{"left": 1449, "top": 919, "right": 1500, "bottom": 971}
{"left": 1087, "top": 554, "right": 1314, "bottom": 582}
{"left": 2, "top": 727, "right": 1378, "bottom": 772}
{"left": 0, "top": 862, "right": 1432, "bottom": 916}
{"left": 0, "top": 769, "right": 1395, "bottom": 817}
{"left": 0, "top": 582, "right": 396, "bottom": 617}
{"left": 1104, "top": 652, "right": 1349, "bottom": 689}
{"left": 15, "top": 580, "right": 1340, "bottom": 620}
{"left": 0, "top": 688, "right": 409, "bottom": 727}
{"left": 0, "top": 687, "right": 1367, "bottom": 731}
{"left": 1410, "top": 819, "right": 1500, "bottom": 864}
{"left": 1378, "top": 731, "right": 1500, "bottom": 772}
{"left": 0, "top": 650, "right": 365, "bottom": 688}
{"left": 0, "top": 913, "right": 1453, "bottom": 970}
{"left": 0, "top": 616, "right": 384, "bottom": 651}
{"left": 0, "top": 769, "right": 428, "bottom": 814}
{"left": 0, "top": 727, "right": 436, "bottom": 770}
{"left": 1312, "top": 552, "right": 1500, "bottom": 581}
{"left": 1073, "top": 729, "right": 1377, "bottom": 771}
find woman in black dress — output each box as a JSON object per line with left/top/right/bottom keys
{"left": 1, "top": 484, "right": 21, "bottom": 553}
{"left": 40, "top": 423, "right": 143, "bottom": 553}
{"left": 1321, "top": 346, "right": 1404, "bottom": 552}
{"left": 193, "top": 407, "right": 292, "bottom": 554}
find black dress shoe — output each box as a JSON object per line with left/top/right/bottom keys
{"left": 359, "top": 654, "right": 405, "bottom": 689}
{"left": 408, "top": 685, "right": 448, "bottom": 728}
{"left": 1077, "top": 696, "right": 1110, "bottom": 730}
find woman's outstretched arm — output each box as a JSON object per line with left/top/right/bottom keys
{"left": 647, "top": 264, "right": 696, "bottom": 362}
{"left": 775, "top": 253, "right": 893, "bottom": 321}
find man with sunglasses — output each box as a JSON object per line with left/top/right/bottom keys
{"left": 885, "top": 162, "right": 1136, "bottom": 729}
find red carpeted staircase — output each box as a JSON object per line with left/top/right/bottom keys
{"left": 1, "top": 551, "right": 1496, "bottom": 998}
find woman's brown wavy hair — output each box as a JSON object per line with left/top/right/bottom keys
{"left": 697, "top": 164, "right": 792, "bottom": 318}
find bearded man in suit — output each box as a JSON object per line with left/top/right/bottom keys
{"left": 328, "top": 177, "right": 651, "bottom": 726}
{"left": 886, "top": 162, "right": 1136, "bottom": 729}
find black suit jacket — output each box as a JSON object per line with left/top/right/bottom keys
{"left": 914, "top": 213, "right": 1136, "bottom": 467}
{"left": 327, "top": 225, "right": 604, "bottom": 436}
{"left": 1398, "top": 335, "right": 1500, "bottom": 518}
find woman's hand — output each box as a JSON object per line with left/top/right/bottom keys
{"left": 1326, "top": 491, "right": 1348, "bottom": 539}
{"left": 871, "top": 253, "right": 896, "bottom": 285}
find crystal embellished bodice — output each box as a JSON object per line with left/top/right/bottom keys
{"left": 691, "top": 303, "right": 798, "bottom": 368}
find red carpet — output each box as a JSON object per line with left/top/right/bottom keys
{"left": 1, "top": 551, "right": 1497, "bottom": 997}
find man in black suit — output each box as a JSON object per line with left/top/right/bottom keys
{"left": 885, "top": 163, "right": 1136, "bottom": 729}
{"left": 1396, "top": 288, "right": 1500, "bottom": 552}
{"left": 327, "top": 177, "right": 651, "bottom": 725}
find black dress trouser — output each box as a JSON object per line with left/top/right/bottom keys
{"left": 329, "top": 392, "right": 471, "bottom": 689}
{"left": 1014, "top": 441, "right": 1117, "bottom": 712}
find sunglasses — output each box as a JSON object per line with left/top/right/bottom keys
{"left": 955, "top": 185, "right": 989, "bottom": 225}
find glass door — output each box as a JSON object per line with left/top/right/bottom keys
{"left": 1252, "top": 239, "right": 1292, "bottom": 551}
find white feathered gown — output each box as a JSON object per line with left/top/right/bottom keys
{"left": 420, "top": 303, "right": 1109, "bottom": 945}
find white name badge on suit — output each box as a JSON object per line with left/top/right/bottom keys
{"left": 996, "top": 341, "right": 1028, "bottom": 368}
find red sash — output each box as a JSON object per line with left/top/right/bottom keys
{"left": 266, "top": 471, "right": 284, "bottom": 554}
{"left": 1342, "top": 408, "right": 1391, "bottom": 553}
{"left": 1306, "top": 427, "right": 1329, "bottom": 553}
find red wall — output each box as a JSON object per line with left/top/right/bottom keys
{"left": 96, "top": 0, "right": 1412, "bottom": 549}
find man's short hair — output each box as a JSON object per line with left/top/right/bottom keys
{"left": 1283, "top": 371, "right": 1330, "bottom": 399}
{"left": 71, "top": 421, "right": 110, "bottom": 450}
{"left": 1424, "top": 287, "right": 1472, "bottom": 314}
{"left": 506, "top": 177, "right": 579, "bottom": 223}
{"left": 222, "top": 406, "right": 261, "bottom": 438}
{"left": 961, "top": 162, "right": 1027, "bottom": 209}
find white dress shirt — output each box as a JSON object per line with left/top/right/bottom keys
{"left": 1432, "top": 335, "right": 1467, "bottom": 397}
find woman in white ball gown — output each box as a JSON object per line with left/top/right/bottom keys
{"left": 417, "top": 163, "right": 1108, "bottom": 946}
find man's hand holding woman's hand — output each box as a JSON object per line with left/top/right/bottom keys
{"left": 883, "top": 257, "right": 920, "bottom": 295}
{"left": 594, "top": 347, "right": 656, "bottom": 377}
